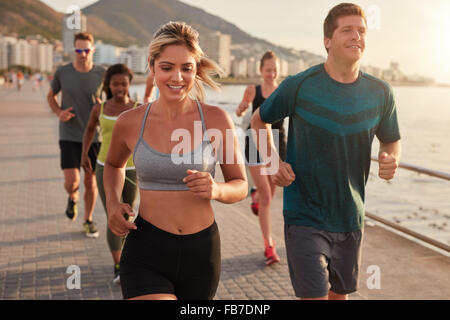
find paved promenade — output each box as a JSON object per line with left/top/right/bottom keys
{"left": 0, "top": 82, "right": 448, "bottom": 300}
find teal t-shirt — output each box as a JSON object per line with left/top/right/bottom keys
{"left": 260, "top": 63, "right": 401, "bottom": 232}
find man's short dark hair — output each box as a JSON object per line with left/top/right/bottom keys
{"left": 74, "top": 32, "right": 94, "bottom": 45}
{"left": 324, "top": 3, "right": 367, "bottom": 39}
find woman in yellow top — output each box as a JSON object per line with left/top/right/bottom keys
{"left": 82, "top": 63, "right": 138, "bottom": 284}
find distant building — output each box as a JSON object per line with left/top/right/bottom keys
{"left": 202, "top": 32, "right": 231, "bottom": 77}
{"left": 279, "top": 58, "right": 289, "bottom": 77}
{"left": 10, "top": 39, "right": 31, "bottom": 67}
{"left": 52, "top": 40, "right": 65, "bottom": 67}
{"left": 62, "top": 12, "right": 87, "bottom": 55}
{"left": 287, "top": 58, "right": 306, "bottom": 76}
{"left": 119, "top": 45, "right": 148, "bottom": 74}
{"left": 0, "top": 42, "right": 7, "bottom": 70}
{"left": 247, "top": 57, "right": 260, "bottom": 78}
{"left": 0, "top": 35, "right": 53, "bottom": 72}
{"left": 231, "top": 57, "right": 247, "bottom": 78}
{"left": 30, "top": 41, "right": 53, "bottom": 73}
{"left": 94, "top": 42, "right": 118, "bottom": 65}
{"left": 118, "top": 52, "right": 131, "bottom": 68}
{"left": 361, "top": 65, "right": 382, "bottom": 78}
{"left": 131, "top": 47, "right": 148, "bottom": 74}
{"left": 0, "top": 36, "right": 16, "bottom": 70}
{"left": 381, "top": 62, "right": 404, "bottom": 82}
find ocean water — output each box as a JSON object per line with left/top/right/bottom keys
{"left": 130, "top": 83, "right": 450, "bottom": 245}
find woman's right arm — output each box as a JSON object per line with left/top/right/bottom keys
{"left": 104, "top": 114, "right": 138, "bottom": 236}
{"left": 81, "top": 103, "right": 101, "bottom": 173}
{"left": 235, "top": 85, "right": 256, "bottom": 117}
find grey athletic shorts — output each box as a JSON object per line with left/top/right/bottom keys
{"left": 284, "top": 224, "right": 363, "bottom": 298}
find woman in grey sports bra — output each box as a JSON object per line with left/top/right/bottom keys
{"left": 103, "top": 22, "right": 247, "bottom": 300}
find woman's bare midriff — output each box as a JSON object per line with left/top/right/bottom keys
{"left": 136, "top": 189, "right": 215, "bottom": 235}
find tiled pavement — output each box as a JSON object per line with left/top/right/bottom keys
{"left": 0, "top": 82, "right": 448, "bottom": 300}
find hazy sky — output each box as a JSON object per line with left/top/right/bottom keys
{"left": 41, "top": 0, "right": 450, "bottom": 83}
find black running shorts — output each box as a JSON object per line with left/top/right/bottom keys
{"left": 120, "top": 215, "right": 221, "bottom": 300}
{"left": 59, "top": 140, "right": 100, "bottom": 170}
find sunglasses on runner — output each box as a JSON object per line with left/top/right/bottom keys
{"left": 75, "top": 48, "right": 92, "bottom": 54}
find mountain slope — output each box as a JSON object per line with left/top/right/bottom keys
{"left": 0, "top": 0, "right": 323, "bottom": 62}
{"left": 82, "top": 0, "right": 269, "bottom": 46}
{"left": 82, "top": 0, "right": 321, "bottom": 61}
{"left": 0, "top": 0, "right": 63, "bottom": 39}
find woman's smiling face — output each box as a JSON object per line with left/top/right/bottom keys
{"left": 152, "top": 44, "right": 197, "bottom": 102}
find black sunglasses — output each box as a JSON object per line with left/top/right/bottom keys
{"left": 75, "top": 48, "right": 92, "bottom": 54}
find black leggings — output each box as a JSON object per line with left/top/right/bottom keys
{"left": 120, "top": 215, "right": 221, "bottom": 300}
{"left": 95, "top": 164, "right": 137, "bottom": 252}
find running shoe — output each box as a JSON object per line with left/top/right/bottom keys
{"left": 113, "top": 263, "right": 120, "bottom": 285}
{"left": 264, "top": 245, "right": 280, "bottom": 266}
{"left": 250, "top": 187, "right": 259, "bottom": 216}
{"left": 65, "top": 197, "right": 77, "bottom": 221}
{"left": 83, "top": 220, "right": 99, "bottom": 238}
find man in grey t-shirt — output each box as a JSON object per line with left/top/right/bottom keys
{"left": 47, "top": 32, "right": 105, "bottom": 238}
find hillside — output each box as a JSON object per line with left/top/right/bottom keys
{"left": 82, "top": 0, "right": 270, "bottom": 46}
{"left": 0, "top": 0, "right": 323, "bottom": 62}
{"left": 0, "top": 0, "right": 63, "bottom": 40}
{"left": 82, "top": 0, "right": 322, "bottom": 61}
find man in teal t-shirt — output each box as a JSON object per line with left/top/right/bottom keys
{"left": 251, "top": 3, "right": 401, "bottom": 300}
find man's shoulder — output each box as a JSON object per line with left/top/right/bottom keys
{"left": 55, "top": 62, "right": 74, "bottom": 74}
{"left": 361, "top": 71, "right": 393, "bottom": 95}
{"left": 282, "top": 64, "right": 325, "bottom": 88}
{"left": 93, "top": 65, "right": 106, "bottom": 71}
{"left": 93, "top": 65, "right": 106, "bottom": 74}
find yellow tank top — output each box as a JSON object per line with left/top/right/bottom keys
{"left": 97, "top": 101, "right": 138, "bottom": 169}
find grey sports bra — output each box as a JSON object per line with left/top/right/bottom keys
{"left": 133, "top": 100, "right": 217, "bottom": 191}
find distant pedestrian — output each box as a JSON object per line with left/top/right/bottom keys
{"left": 47, "top": 32, "right": 106, "bottom": 238}
{"left": 32, "top": 73, "right": 40, "bottom": 92}
{"left": 16, "top": 71, "right": 24, "bottom": 91}
{"left": 251, "top": 3, "right": 401, "bottom": 300}
{"left": 236, "top": 50, "right": 286, "bottom": 265}
{"left": 2, "top": 73, "right": 8, "bottom": 88}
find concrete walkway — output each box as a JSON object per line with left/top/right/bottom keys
{"left": 0, "top": 81, "right": 448, "bottom": 300}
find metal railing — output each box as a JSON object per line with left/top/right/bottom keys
{"left": 368, "top": 157, "right": 450, "bottom": 252}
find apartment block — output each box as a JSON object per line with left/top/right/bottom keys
{"left": 202, "top": 31, "right": 231, "bottom": 77}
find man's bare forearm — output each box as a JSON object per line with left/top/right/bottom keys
{"left": 47, "top": 90, "right": 61, "bottom": 117}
